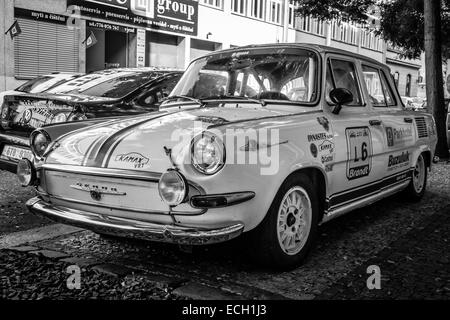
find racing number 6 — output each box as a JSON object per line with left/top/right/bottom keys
{"left": 354, "top": 142, "right": 368, "bottom": 162}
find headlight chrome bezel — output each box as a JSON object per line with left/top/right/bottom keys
{"left": 16, "top": 158, "right": 37, "bottom": 187}
{"left": 190, "top": 132, "right": 226, "bottom": 176}
{"left": 158, "top": 169, "right": 189, "bottom": 207}
{"left": 30, "top": 130, "right": 51, "bottom": 161}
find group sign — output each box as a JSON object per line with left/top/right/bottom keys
{"left": 67, "top": 0, "right": 198, "bottom": 36}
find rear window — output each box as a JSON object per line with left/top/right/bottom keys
{"left": 15, "top": 76, "right": 53, "bottom": 93}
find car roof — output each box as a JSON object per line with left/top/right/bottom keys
{"left": 88, "top": 67, "right": 182, "bottom": 75}
{"left": 202, "top": 43, "right": 384, "bottom": 68}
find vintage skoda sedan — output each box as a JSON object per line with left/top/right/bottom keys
{"left": 20, "top": 44, "right": 437, "bottom": 269}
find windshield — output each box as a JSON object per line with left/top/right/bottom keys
{"left": 61, "top": 72, "right": 163, "bottom": 99}
{"left": 167, "top": 48, "right": 318, "bottom": 106}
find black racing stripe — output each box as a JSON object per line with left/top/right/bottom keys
{"left": 90, "top": 112, "right": 185, "bottom": 168}
{"left": 327, "top": 169, "right": 413, "bottom": 209}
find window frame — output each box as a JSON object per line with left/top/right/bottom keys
{"left": 360, "top": 63, "right": 399, "bottom": 109}
{"left": 325, "top": 56, "right": 365, "bottom": 107}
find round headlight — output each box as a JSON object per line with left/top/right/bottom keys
{"left": 31, "top": 131, "right": 51, "bottom": 159}
{"left": 17, "top": 158, "right": 36, "bottom": 187}
{"left": 191, "top": 132, "right": 225, "bottom": 175}
{"left": 52, "top": 112, "right": 67, "bottom": 124}
{"left": 158, "top": 170, "right": 188, "bottom": 207}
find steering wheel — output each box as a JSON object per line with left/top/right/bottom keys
{"left": 255, "top": 91, "right": 290, "bottom": 100}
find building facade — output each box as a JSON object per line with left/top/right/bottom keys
{"left": 0, "top": 0, "right": 421, "bottom": 97}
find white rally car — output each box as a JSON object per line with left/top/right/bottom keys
{"left": 20, "top": 44, "right": 437, "bottom": 269}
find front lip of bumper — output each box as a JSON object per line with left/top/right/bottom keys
{"left": 26, "top": 197, "right": 245, "bottom": 245}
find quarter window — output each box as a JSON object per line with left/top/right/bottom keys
{"left": 326, "top": 59, "right": 362, "bottom": 106}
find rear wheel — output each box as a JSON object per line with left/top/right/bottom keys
{"left": 248, "top": 173, "right": 319, "bottom": 270}
{"left": 403, "top": 153, "right": 427, "bottom": 201}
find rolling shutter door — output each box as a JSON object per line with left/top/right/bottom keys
{"left": 14, "top": 18, "right": 79, "bottom": 79}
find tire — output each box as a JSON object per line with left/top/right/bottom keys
{"left": 247, "top": 173, "right": 319, "bottom": 270}
{"left": 403, "top": 153, "right": 428, "bottom": 202}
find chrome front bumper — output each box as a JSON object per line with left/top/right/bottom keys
{"left": 26, "top": 197, "right": 245, "bottom": 245}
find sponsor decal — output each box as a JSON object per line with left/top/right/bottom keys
{"left": 346, "top": 127, "right": 373, "bottom": 180}
{"left": 307, "top": 132, "right": 333, "bottom": 142}
{"left": 325, "top": 164, "right": 334, "bottom": 173}
{"left": 310, "top": 143, "right": 318, "bottom": 158}
{"left": 385, "top": 126, "right": 413, "bottom": 147}
{"left": 387, "top": 151, "right": 410, "bottom": 171}
{"left": 115, "top": 152, "right": 150, "bottom": 169}
{"left": 386, "top": 127, "right": 394, "bottom": 147}
{"left": 317, "top": 117, "right": 330, "bottom": 132}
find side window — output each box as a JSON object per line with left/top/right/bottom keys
{"left": 362, "top": 65, "right": 395, "bottom": 107}
{"left": 137, "top": 76, "right": 180, "bottom": 108}
{"left": 326, "top": 59, "right": 363, "bottom": 106}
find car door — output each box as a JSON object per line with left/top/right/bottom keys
{"left": 324, "top": 55, "right": 386, "bottom": 211}
{"left": 360, "top": 64, "right": 415, "bottom": 180}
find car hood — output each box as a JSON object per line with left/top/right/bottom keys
{"left": 45, "top": 104, "right": 293, "bottom": 172}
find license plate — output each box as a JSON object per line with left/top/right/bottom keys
{"left": 0, "top": 145, "right": 34, "bottom": 162}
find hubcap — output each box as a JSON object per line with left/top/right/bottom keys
{"left": 413, "top": 155, "right": 425, "bottom": 193}
{"left": 277, "top": 186, "right": 312, "bottom": 256}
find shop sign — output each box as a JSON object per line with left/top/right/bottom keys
{"left": 87, "top": 20, "right": 136, "bottom": 33}
{"left": 136, "top": 29, "right": 146, "bottom": 67}
{"left": 67, "top": 0, "right": 198, "bottom": 36}
{"left": 15, "top": 8, "right": 68, "bottom": 25}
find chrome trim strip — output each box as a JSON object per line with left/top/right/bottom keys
{"left": 26, "top": 197, "right": 244, "bottom": 245}
{"left": 40, "top": 164, "right": 162, "bottom": 182}
{"left": 321, "top": 180, "right": 409, "bottom": 224}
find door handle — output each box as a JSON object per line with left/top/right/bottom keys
{"left": 404, "top": 117, "right": 413, "bottom": 123}
{"left": 369, "top": 119, "right": 382, "bottom": 126}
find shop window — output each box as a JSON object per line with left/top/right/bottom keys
{"left": 201, "top": 0, "right": 223, "bottom": 9}
{"left": 405, "top": 74, "right": 412, "bottom": 97}
{"left": 147, "top": 32, "right": 182, "bottom": 69}
{"left": 14, "top": 18, "right": 79, "bottom": 79}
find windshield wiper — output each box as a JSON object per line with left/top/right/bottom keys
{"left": 164, "top": 95, "right": 204, "bottom": 106}
{"left": 201, "top": 95, "right": 267, "bottom": 106}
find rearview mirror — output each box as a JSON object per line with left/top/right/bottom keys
{"left": 329, "top": 88, "right": 354, "bottom": 114}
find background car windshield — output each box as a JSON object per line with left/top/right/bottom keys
{"left": 61, "top": 72, "right": 162, "bottom": 99}
{"left": 169, "top": 48, "right": 318, "bottom": 104}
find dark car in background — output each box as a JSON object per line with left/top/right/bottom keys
{"left": 0, "top": 68, "right": 182, "bottom": 173}
{"left": 0, "top": 73, "right": 82, "bottom": 106}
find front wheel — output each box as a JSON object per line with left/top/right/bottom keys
{"left": 403, "top": 153, "right": 428, "bottom": 201}
{"left": 247, "top": 173, "right": 319, "bottom": 270}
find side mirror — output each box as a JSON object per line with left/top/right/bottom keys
{"left": 329, "top": 88, "right": 354, "bottom": 114}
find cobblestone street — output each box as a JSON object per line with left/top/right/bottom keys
{"left": 1, "top": 163, "right": 449, "bottom": 300}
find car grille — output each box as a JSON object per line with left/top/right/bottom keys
{"left": 415, "top": 117, "right": 428, "bottom": 138}
{"left": 42, "top": 169, "right": 204, "bottom": 216}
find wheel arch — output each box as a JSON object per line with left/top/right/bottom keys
{"left": 281, "top": 166, "right": 328, "bottom": 223}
